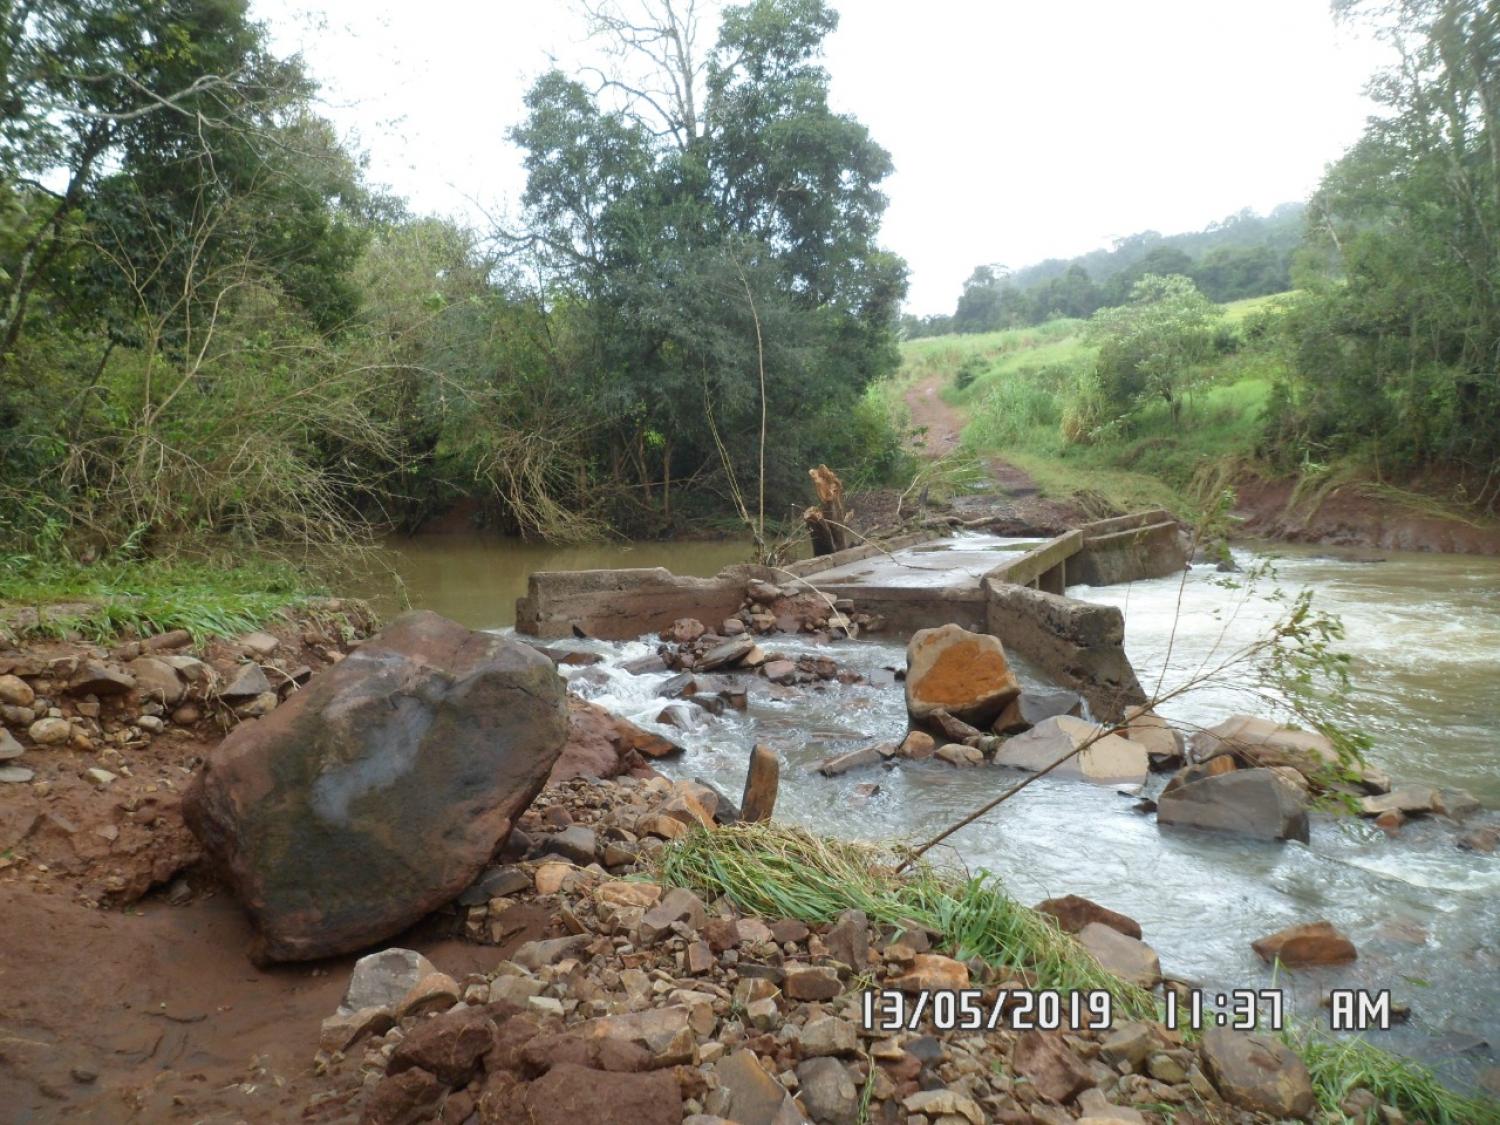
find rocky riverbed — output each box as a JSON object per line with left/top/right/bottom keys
{"left": 1, "top": 579, "right": 1497, "bottom": 1122}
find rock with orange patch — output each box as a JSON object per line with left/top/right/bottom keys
{"left": 904, "top": 624, "right": 1020, "bottom": 726}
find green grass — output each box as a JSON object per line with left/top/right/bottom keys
{"left": 655, "top": 822, "right": 1155, "bottom": 1017}
{"left": 887, "top": 297, "right": 1291, "bottom": 517}
{"left": 655, "top": 823, "right": 1500, "bottom": 1123}
{"left": 1293, "top": 1027, "right": 1500, "bottom": 1124}
{"left": 0, "top": 553, "right": 319, "bottom": 642}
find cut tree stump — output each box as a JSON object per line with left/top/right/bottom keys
{"left": 804, "top": 465, "right": 852, "bottom": 556}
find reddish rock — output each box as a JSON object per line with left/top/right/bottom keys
{"left": 362, "top": 1066, "right": 446, "bottom": 1125}
{"left": 1199, "top": 1026, "right": 1315, "bottom": 1118}
{"left": 388, "top": 1004, "right": 497, "bottom": 1085}
{"left": 1251, "top": 920, "right": 1357, "bottom": 967}
{"left": 1035, "top": 894, "right": 1142, "bottom": 940}
{"left": 522, "top": 1068, "right": 681, "bottom": 1125}
{"left": 784, "top": 964, "right": 842, "bottom": 1001}
{"left": 888, "top": 954, "right": 968, "bottom": 992}
{"left": 184, "top": 611, "right": 568, "bottom": 963}
{"left": 550, "top": 697, "right": 677, "bottom": 784}
{"left": 904, "top": 624, "right": 1020, "bottom": 726}
{"left": 1013, "top": 1029, "right": 1093, "bottom": 1102}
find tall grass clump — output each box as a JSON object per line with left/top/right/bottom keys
{"left": 1292, "top": 1028, "right": 1500, "bottom": 1124}
{"left": 654, "top": 823, "right": 1155, "bottom": 1019}
{"left": 0, "top": 553, "right": 320, "bottom": 642}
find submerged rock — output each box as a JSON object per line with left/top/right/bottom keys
{"left": 1157, "top": 766, "right": 1310, "bottom": 843}
{"left": 185, "top": 611, "right": 568, "bottom": 962}
{"left": 904, "top": 623, "right": 1020, "bottom": 726}
{"left": 1251, "top": 920, "right": 1357, "bottom": 967}
{"left": 992, "top": 715, "right": 1149, "bottom": 786}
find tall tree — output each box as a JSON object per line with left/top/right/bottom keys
{"left": 1272, "top": 0, "right": 1500, "bottom": 486}
{"left": 509, "top": 0, "right": 906, "bottom": 524}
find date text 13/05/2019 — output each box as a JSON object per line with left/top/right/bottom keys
{"left": 863, "top": 989, "right": 1402, "bottom": 1032}
{"left": 862, "top": 989, "right": 1358, "bottom": 1032}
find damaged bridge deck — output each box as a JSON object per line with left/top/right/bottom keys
{"left": 515, "top": 510, "right": 1188, "bottom": 721}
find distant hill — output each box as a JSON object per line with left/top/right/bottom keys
{"left": 1009, "top": 203, "right": 1306, "bottom": 290}
{"left": 905, "top": 203, "right": 1306, "bottom": 338}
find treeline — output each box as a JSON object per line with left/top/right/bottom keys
{"left": 904, "top": 206, "right": 1302, "bottom": 339}
{"left": 0, "top": 0, "right": 908, "bottom": 560}
{"left": 1267, "top": 0, "right": 1500, "bottom": 492}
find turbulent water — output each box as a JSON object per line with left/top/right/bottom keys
{"left": 385, "top": 534, "right": 1500, "bottom": 1088}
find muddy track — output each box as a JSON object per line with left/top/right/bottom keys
{"left": 902, "top": 371, "right": 1079, "bottom": 527}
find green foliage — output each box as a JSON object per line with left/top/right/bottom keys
{"left": 917, "top": 206, "right": 1301, "bottom": 339}
{"left": 1291, "top": 1027, "right": 1500, "bottom": 1124}
{"left": 508, "top": 0, "right": 909, "bottom": 534}
{"left": 1085, "top": 274, "right": 1223, "bottom": 421}
{"left": 890, "top": 298, "right": 1282, "bottom": 516}
{"left": 655, "top": 822, "right": 1155, "bottom": 1017}
{"left": 1266, "top": 0, "right": 1500, "bottom": 502}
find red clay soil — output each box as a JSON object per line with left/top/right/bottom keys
{"left": 902, "top": 372, "right": 1090, "bottom": 531}
{"left": 0, "top": 884, "right": 542, "bottom": 1122}
{"left": 1234, "top": 476, "right": 1500, "bottom": 556}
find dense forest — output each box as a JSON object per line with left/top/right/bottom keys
{"left": 0, "top": 0, "right": 909, "bottom": 560}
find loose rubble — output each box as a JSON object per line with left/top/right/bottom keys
{"left": 295, "top": 774, "right": 1369, "bottom": 1125}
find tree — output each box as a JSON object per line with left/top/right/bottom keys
{"left": 1086, "top": 273, "right": 1221, "bottom": 421}
{"left": 0, "top": 0, "right": 324, "bottom": 364}
{"left": 508, "top": 0, "right": 907, "bottom": 530}
{"left": 1269, "top": 0, "right": 1500, "bottom": 494}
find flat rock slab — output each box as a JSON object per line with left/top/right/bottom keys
{"left": 185, "top": 610, "right": 567, "bottom": 962}
{"left": 994, "top": 715, "right": 1148, "bottom": 786}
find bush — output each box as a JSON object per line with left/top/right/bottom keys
{"left": 954, "top": 354, "right": 986, "bottom": 392}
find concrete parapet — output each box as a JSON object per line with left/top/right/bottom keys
{"left": 1070, "top": 519, "right": 1187, "bottom": 588}
{"left": 779, "top": 530, "right": 934, "bottom": 579}
{"left": 984, "top": 578, "right": 1146, "bottom": 722}
{"left": 516, "top": 565, "right": 768, "bottom": 639}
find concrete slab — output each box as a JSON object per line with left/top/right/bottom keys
{"left": 808, "top": 535, "right": 1045, "bottom": 591}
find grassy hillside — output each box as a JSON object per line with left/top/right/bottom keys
{"left": 893, "top": 294, "right": 1291, "bottom": 516}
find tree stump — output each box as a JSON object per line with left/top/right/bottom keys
{"left": 804, "top": 464, "right": 852, "bottom": 556}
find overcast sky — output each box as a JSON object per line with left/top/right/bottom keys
{"left": 251, "top": 1, "right": 1390, "bottom": 315}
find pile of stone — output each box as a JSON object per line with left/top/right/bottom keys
{"left": 1155, "top": 714, "right": 1487, "bottom": 846}
{"left": 299, "top": 773, "right": 1373, "bottom": 1125}
{"left": 0, "top": 600, "right": 372, "bottom": 783}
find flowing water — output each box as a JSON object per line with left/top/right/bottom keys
{"left": 380, "top": 535, "right": 1500, "bottom": 1088}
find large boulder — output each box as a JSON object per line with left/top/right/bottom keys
{"left": 904, "top": 624, "right": 1020, "bottom": 726}
{"left": 993, "top": 715, "right": 1149, "bottom": 786}
{"left": 184, "top": 611, "right": 567, "bottom": 962}
{"left": 1157, "top": 767, "right": 1309, "bottom": 843}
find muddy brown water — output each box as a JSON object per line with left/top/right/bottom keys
{"left": 359, "top": 534, "right": 758, "bottom": 628}
{"left": 375, "top": 534, "right": 1500, "bottom": 1094}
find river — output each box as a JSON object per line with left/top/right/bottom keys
{"left": 374, "top": 535, "right": 1500, "bottom": 1091}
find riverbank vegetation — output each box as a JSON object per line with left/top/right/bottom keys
{"left": 0, "top": 0, "right": 912, "bottom": 576}
{"left": 893, "top": 0, "right": 1500, "bottom": 524}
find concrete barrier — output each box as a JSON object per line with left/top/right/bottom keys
{"left": 516, "top": 565, "right": 768, "bottom": 639}
{"left": 1070, "top": 520, "right": 1187, "bottom": 587}
{"left": 984, "top": 579, "right": 1146, "bottom": 722}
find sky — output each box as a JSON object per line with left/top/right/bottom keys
{"left": 250, "top": 0, "right": 1391, "bottom": 315}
